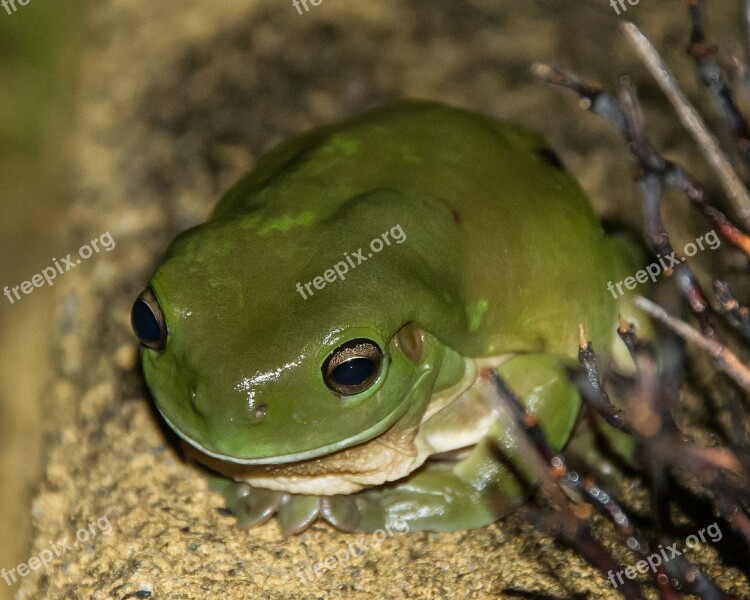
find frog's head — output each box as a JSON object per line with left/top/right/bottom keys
{"left": 131, "top": 193, "right": 464, "bottom": 465}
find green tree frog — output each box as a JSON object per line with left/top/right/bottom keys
{"left": 131, "top": 101, "right": 646, "bottom": 535}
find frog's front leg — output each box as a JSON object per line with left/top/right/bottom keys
{"left": 351, "top": 354, "right": 582, "bottom": 532}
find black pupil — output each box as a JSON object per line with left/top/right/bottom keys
{"left": 132, "top": 300, "right": 161, "bottom": 342}
{"left": 332, "top": 358, "right": 374, "bottom": 386}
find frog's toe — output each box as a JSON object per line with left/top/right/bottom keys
{"left": 347, "top": 494, "right": 388, "bottom": 532}
{"left": 277, "top": 495, "right": 321, "bottom": 536}
{"left": 320, "top": 495, "right": 360, "bottom": 531}
{"left": 210, "top": 475, "right": 365, "bottom": 534}
{"left": 233, "top": 487, "right": 286, "bottom": 528}
{"left": 210, "top": 477, "right": 285, "bottom": 528}
{"left": 277, "top": 494, "right": 362, "bottom": 534}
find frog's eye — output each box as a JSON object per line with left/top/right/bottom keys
{"left": 323, "top": 338, "right": 383, "bottom": 395}
{"left": 131, "top": 287, "right": 167, "bottom": 351}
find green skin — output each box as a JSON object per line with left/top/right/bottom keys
{"left": 139, "top": 101, "right": 646, "bottom": 534}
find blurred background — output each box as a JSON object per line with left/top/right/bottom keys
{"left": 0, "top": 5, "right": 80, "bottom": 600}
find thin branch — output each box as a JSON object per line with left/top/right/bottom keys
{"left": 713, "top": 279, "right": 750, "bottom": 341}
{"left": 576, "top": 327, "right": 630, "bottom": 432}
{"left": 621, "top": 21, "right": 750, "bottom": 227}
{"left": 634, "top": 296, "right": 750, "bottom": 392}
{"left": 485, "top": 368, "right": 650, "bottom": 599}
{"left": 687, "top": 0, "right": 750, "bottom": 165}
{"left": 534, "top": 63, "right": 750, "bottom": 262}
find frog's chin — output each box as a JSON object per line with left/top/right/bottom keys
{"left": 154, "top": 394, "right": 419, "bottom": 467}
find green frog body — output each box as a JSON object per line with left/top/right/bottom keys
{"left": 131, "top": 101, "right": 645, "bottom": 534}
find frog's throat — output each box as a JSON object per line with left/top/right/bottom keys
{"left": 158, "top": 403, "right": 411, "bottom": 465}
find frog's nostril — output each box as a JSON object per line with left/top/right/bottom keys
{"left": 189, "top": 388, "right": 201, "bottom": 413}
{"left": 254, "top": 404, "right": 268, "bottom": 420}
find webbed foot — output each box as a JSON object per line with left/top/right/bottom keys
{"left": 351, "top": 465, "right": 508, "bottom": 532}
{"left": 209, "top": 469, "right": 505, "bottom": 535}
{"left": 209, "top": 476, "right": 362, "bottom": 535}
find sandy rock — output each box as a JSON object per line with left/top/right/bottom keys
{"left": 17, "top": 1, "right": 749, "bottom": 598}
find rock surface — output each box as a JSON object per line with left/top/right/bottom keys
{"left": 17, "top": 1, "right": 749, "bottom": 598}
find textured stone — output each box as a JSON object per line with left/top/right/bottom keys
{"left": 17, "top": 1, "right": 749, "bottom": 598}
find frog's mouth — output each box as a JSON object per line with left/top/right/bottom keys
{"left": 182, "top": 415, "right": 423, "bottom": 495}
{"left": 157, "top": 405, "right": 412, "bottom": 465}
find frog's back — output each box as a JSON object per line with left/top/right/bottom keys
{"left": 212, "top": 101, "right": 620, "bottom": 358}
